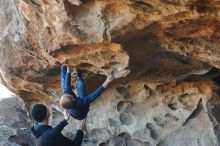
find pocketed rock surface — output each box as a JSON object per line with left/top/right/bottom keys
{"left": 0, "top": 0, "right": 220, "bottom": 145}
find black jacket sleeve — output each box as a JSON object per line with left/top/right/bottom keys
{"left": 54, "top": 120, "right": 68, "bottom": 132}
{"left": 65, "top": 130, "right": 84, "bottom": 146}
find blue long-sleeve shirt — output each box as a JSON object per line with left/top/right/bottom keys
{"left": 68, "top": 85, "right": 105, "bottom": 120}
{"left": 63, "top": 73, "right": 105, "bottom": 120}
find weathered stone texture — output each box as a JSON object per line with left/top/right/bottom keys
{"left": 1, "top": 0, "right": 220, "bottom": 145}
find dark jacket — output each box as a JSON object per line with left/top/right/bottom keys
{"left": 31, "top": 120, "right": 84, "bottom": 146}
{"left": 64, "top": 73, "right": 105, "bottom": 120}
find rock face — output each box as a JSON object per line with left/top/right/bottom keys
{"left": 0, "top": 94, "right": 34, "bottom": 146}
{"left": 0, "top": 0, "right": 220, "bottom": 145}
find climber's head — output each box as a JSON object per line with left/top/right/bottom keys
{"left": 31, "top": 104, "right": 50, "bottom": 123}
{"left": 60, "top": 94, "right": 75, "bottom": 109}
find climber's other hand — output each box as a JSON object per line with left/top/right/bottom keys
{"left": 102, "top": 74, "right": 113, "bottom": 88}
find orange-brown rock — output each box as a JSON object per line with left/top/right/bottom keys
{"left": 1, "top": 0, "right": 220, "bottom": 145}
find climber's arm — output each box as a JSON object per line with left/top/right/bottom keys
{"left": 82, "top": 86, "right": 105, "bottom": 104}
{"left": 76, "top": 74, "right": 113, "bottom": 106}
{"left": 102, "top": 74, "right": 113, "bottom": 88}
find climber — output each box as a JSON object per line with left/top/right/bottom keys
{"left": 31, "top": 104, "right": 86, "bottom": 146}
{"left": 59, "top": 64, "right": 114, "bottom": 120}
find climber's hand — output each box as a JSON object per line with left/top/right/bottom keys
{"left": 102, "top": 74, "right": 113, "bottom": 88}
{"left": 77, "top": 119, "right": 86, "bottom": 131}
{"left": 107, "top": 74, "right": 114, "bottom": 82}
{"left": 64, "top": 109, "right": 70, "bottom": 121}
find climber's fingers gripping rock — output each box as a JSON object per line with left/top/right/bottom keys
{"left": 102, "top": 74, "right": 114, "bottom": 88}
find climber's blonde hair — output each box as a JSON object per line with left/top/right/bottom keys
{"left": 60, "top": 94, "right": 75, "bottom": 109}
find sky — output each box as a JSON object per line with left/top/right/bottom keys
{"left": 0, "top": 83, "right": 15, "bottom": 99}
